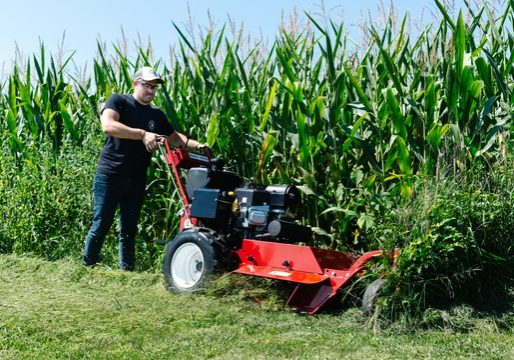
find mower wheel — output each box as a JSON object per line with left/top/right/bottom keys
{"left": 362, "top": 279, "right": 386, "bottom": 316}
{"left": 163, "top": 229, "right": 217, "bottom": 293}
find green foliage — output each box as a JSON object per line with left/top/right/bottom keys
{"left": 372, "top": 160, "right": 514, "bottom": 316}
{"left": 0, "top": 138, "right": 97, "bottom": 259}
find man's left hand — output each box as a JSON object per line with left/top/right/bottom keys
{"left": 197, "top": 144, "right": 213, "bottom": 158}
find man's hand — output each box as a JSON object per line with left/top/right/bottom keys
{"left": 197, "top": 144, "right": 213, "bottom": 158}
{"left": 142, "top": 131, "right": 160, "bottom": 152}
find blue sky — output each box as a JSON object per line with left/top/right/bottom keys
{"left": 0, "top": 0, "right": 466, "bottom": 71}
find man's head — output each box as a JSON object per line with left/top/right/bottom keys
{"left": 132, "top": 67, "right": 164, "bottom": 105}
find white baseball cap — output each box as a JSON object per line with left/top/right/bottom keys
{"left": 133, "top": 66, "right": 164, "bottom": 83}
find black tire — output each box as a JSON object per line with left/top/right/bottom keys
{"left": 362, "top": 279, "right": 386, "bottom": 316}
{"left": 162, "top": 229, "right": 217, "bottom": 293}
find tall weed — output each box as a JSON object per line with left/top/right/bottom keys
{"left": 372, "top": 159, "right": 514, "bottom": 317}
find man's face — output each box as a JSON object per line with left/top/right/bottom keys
{"left": 134, "top": 80, "right": 160, "bottom": 104}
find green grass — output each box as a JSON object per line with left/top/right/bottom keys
{"left": 1, "top": 254, "right": 513, "bottom": 359}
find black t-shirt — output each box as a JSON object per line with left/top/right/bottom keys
{"left": 96, "top": 94, "right": 174, "bottom": 177}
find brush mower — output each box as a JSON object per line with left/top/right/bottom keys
{"left": 158, "top": 138, "right": 392, "bottom": 314}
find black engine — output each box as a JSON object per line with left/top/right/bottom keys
{"left": 187, "top": 165, "right": 312, "bottom": 243}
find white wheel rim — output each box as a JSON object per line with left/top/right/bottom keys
{"left": 171, "top": 242, "right": 205, "bottom": 289}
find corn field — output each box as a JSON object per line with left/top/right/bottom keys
{"left": 0, "top": 0, "right": 513, "bottom": 278}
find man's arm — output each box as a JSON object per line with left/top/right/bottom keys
{"left": 168, "top": 131, "right": 204, "bottom": 151}
{"left": 101, "top": 108, "right": 158, "bottom": 152}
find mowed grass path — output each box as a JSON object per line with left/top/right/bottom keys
{"left": 0, "top": 254, "right": 513, "bottom": 359}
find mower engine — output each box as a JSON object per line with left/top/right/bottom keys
{"left": 186, "top": 165, "right": 312, "bottom": 243}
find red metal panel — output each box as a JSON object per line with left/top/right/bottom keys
{"left": 233, "top": 240, "right": 386, "bottom": 314}
{"left": 235, "top": 239, "right": 357, "bottom": 274}
{"left": 234, "top": 264, "right": 328, "bottom": 284}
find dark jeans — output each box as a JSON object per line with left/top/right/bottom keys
{"left": 83, "top": 172, "right": 146, "bottom": 271}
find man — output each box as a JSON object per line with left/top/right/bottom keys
{"left": 83, "top": 66, "right": 209, "bottom": 271}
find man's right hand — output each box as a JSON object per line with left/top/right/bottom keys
{"left": 142, "top": 131, "right": 160, "bottom": 152}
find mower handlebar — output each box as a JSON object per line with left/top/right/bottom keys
{"left": 158, "top": 136, "right": 222, "bottom": 170}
